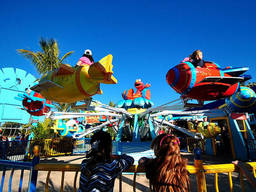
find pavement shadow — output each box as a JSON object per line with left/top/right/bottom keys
{"left": 66, "top": 156, "right": 85, "bottom": 163}
{"left": 120, "top": 175, "right": 150, "bottom": 192}
{"left": 37, "top": 179, "right": 74, "bottom": 192}
{"left": 39, "top": 158, "right": 65, "bottom": 163}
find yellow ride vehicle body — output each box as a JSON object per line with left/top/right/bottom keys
{"left": 32, "top": 54, "right": 117, "bottom": 103}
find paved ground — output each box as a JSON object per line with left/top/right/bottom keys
{"left": 1, "top": 153, "right": 255, "bottom": 191}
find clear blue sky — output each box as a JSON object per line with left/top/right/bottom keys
{"left": 1, "top": 0, "right": 255, "bottom": 106}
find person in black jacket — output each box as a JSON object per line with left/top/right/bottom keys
{"left": 189, "top": 49, "right": 204, "bottom": 67}
{"left": 79, "top": 130, "right": 134, "bottom": 192}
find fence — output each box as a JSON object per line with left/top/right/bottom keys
{"left": 1, "top": 157, "right": 256, "bottom": 191}
{"left": 72, "top": 138, "right": 91, "bottom": 154}
{"left": 0, "top": 140, "right": 27, "bottom": 161}
{"left": 33, "top": 161, "right": 256, "bottom": 192}
{"left": 24, "top": 138, "right": 74, "bottom": 159}
{"left": 0, "top": 159, "right": 38, "bottom": 192}
{"left": 0, "top": 138, "right": 89, "bottom": 160}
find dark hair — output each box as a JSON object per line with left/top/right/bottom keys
{"left": 150, "top": 133, "right": 166, "bottom": 157}
{"left": 86, "top": 130, "right": 112, "bottom": 162}
{"left": 189, "top": 49, "right": 202, "bottom": 60}
{"left": 82, "top": 49, "right": 94, "bottom": 63}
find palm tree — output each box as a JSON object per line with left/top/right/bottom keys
{"left": 17, "top": 38, "right": 73, "bottom": 74}
{"left": 31, "top": 118, "right": 55, "bottom": 140}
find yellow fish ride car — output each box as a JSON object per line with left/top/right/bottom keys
{"left": 31, "top": 54, "right": 117, "bottom": 103}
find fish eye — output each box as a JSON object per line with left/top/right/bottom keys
{"left": 84, "top": 49, "right": 92, "bottom": 56}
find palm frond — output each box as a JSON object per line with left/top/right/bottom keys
{"left": 19, "top": 38, "right": 73, "bottom": 74}
{"left": 39, "top": 38, "right": 48, "bottom": 53}
{"left": 52, "top": 41, "right": 59, "bottom": 58}
{"left": 17, "top": 49, "right": 42, "bottom": 64}
{"left": 17, "top": 49, "right": 43, "bottom": 73}
{"left": 58, "top": 51, "right": 74, "bottom": 65}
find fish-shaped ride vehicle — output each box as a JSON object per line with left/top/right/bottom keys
{"left": 166, "top": 61, "right": 250, "bottom": 103}
{"left": 31, "top": 54, "right": 117, "bottom": 104}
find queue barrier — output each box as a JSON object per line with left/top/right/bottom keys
{"left": 1, "top": 142, "right": 255, "bottom": 192}
{"left": 0, "top": 139, "right": 74, "bottom": 161}
{"left": 0, "top": 159, "right": 38, "bottom": 192}
{"left": 1, "top": 159, "right": 255, "bottom": 191}
{"left": 26, "top": 138, "right": 74, "bottom": 159}
{"left": 34, "top": 162, "right": 256, "bottom": 192}
{"left": 0, "top": 140, "right": 28, "bottom": 161}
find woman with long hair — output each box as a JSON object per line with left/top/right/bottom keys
{"left": 79, "top": 130, "right": 134, "bottom": 192}
{"left": 139, "top": 134, "right": 190, "bottom": 192}
{"left": 182, "top": 49, "right": 204, "bottom": 68}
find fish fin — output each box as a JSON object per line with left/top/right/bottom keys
{"left": 55, "top": 64, "right": 75, "bottom": 76}
{"left": 222, "top": 67, "right": 249, "bottom": 76}
{"left": 30, "top": 80, "right": 63, "bottom": 92}
{"left": 88, "top": 54, "right": 117, "bottom": 84}
{"left": 198, "top": 76, "right": 244, "bottom": 84}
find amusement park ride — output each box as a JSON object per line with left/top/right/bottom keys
{"left": 15, "top": 88, "right": 54, "bottom": 116}
{"left": 166, "top": 61, "right": 251, "bottom": 106}
{"left": 30, "top": 54, "right": 117, "bottom": 105}
{"left": 117, "top": 79, "right": 153, "bottom": 109}
{"left": 5, "top": 52, "right": 256, "bottom": 161}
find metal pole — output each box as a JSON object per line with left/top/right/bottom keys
{"left": 29, "top": 145, "right": 40, "bottom": 192}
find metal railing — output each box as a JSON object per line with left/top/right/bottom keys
{"left": 33, "top": 161, "right": 256, "bottom": 192}
{"left": 0, "top": 140, "right": 28, "bottom": 161}
{"left": 0, "top": 160, "right": 38, "bottom": 192}
{"left": 26, "top": 138, "right": 74, "bottom": 158}
{"left": 72, "top": 138, "right": 91, "bottom": 154}
{"left": 1, "top": 156, "right": 255, "bottom": 192}
{"left": 0, "top": 138, "right": 91, "bottom": 160}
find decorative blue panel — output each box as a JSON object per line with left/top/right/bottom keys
{"left": 228, "top": 116, "right": 247, "bottom": 161}
{"left": 0, "top": 67, "right": 37, "bottom": 124}
{"left": 205, "top": 138, "right": 214, "bottom": 155}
